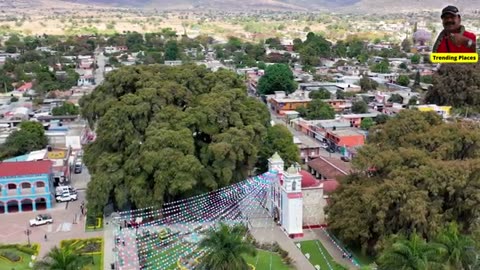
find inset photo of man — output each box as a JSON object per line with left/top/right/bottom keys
{"left": 432, "top": 5, "right": 477, "bottom": 53}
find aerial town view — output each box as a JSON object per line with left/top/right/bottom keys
{"left": 0, "top": 0, "right": 479, "bottom": 269}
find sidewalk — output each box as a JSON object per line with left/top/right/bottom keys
{"left": 103, "top": 219, "right": 115, "bottom": 270}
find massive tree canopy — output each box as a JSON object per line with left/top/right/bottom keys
{"left": 425, "top": 63, "right": 480, "bottom": 107}
{"left": 326, "top": 110, "right": 480, "bottom": 255}
{"left": 80, "top": 64, "right": 272, "bottom": 214}
{"left": 257, "top": 64, "right": 296, "bottom": 95}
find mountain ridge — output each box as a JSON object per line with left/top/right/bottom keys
{"left": 32, "top": 0, "right": 480, "bottom": 13}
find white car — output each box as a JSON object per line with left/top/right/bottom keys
{"left": 55, "top": 186, "right": 77, "bottom": 197}
{"left": 56, "top": 193, "right": 78, "bottom": 203}
{"left": 29, "top": 214, "right": 53, "bottom": 227}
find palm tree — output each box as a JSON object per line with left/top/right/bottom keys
{"left": 197, "top": 222, "right": 257, "bottom": 270}
{"left": 434, "top": 222, "right": 478, "bottom": 270}
{"left": 34, "top": 246, "right": 90, "bottom": 270}
{"left": 377, "top": 233, "right": 442, "bottom": 270}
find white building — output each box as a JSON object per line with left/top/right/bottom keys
{"left": 265, "top": 153, "right": 338, "bottom": 238}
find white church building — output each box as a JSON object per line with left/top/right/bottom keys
{"left": 265, "top": 152, "right": 339, "bottom": 238}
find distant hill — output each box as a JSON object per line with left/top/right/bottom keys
{"left": 51, "top": 0, "right": 480, "bottom": 13}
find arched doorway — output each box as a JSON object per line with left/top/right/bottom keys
{"left": 0, "top": 201, "right": 4, "bottom": 214}
{"left": 35, "top": 198, "right": 47, "bottom": 211}
{"left": 21, "top": 198, "right": 33, "bottom": 212}
{"left": 6, "top": 200, "right": 19, "bottom": 213}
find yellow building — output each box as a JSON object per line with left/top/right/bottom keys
{"left": 416, "top": 105, "right": 452, "bottom": 118}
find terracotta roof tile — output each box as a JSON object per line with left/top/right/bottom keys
{"left": 307, "top": 156, "right": 351, "bottom": 180}
{"left": 0, "top": 160, "right": 52, "bottom": 177}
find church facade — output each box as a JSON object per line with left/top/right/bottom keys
{"left": 265, "top": 152, "right": 338, "bottom": 238}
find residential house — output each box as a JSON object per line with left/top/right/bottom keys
{"left": 15, "top": 82, "right": 33, "bottom": 92}
{"left": 0, "top": 160, "right": 54, "bottom": 213}
{"left": 341, "top": 112, "right": 379, "bottom": 128}
{"left": 324, "top": 99, "right": 351, "bottom": 112}
{"left": 104, "top": 46, "right": 128, "bottom": 54}
{"left": 325, "top": 128, "right": 365, "bottom": 148}
{"left": 268, "top": 91, "right": 311, "bottom": 115}
{"left": 164, "top": 60, "right": 183, "bottom": 66}
{"left": 77, "top": 74, "right": 95, "bottom": 86}
{"left": 334, "top": 83, "right": 361, "bottom": 92}
{"left": 415, "top": 105, "right": 452, "bottom": 118}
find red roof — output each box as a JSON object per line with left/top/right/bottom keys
{"left": 322, "top": 179, "right": 340, "bottom": 193}
{"left": 300, "top": 170, "right": 321, "bottom": 188}
{"left": 0, "top": 160, "right": 53, "bottom": 177}
{"left": 17, "top": 82, "right": 33, "bottom": 92}
{"left": 307, "top": 156, "right": 351, "bottom": 180}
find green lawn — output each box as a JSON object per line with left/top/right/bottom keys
{"left": 0, "top": 248, "right": 34, "bottom": 270}
{"left": 244, "top": 249, "right": 293, "bottom": 270}
{"left": 298, "top": 240, "right": 346, "bottom": 270}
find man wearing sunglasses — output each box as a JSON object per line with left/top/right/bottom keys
{"left": 432, "top": 5, "right": 477, "bottom": 53}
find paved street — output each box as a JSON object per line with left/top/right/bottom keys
{"left": 0, "top": 190, "right": 102, "bottom": 258}
{"left": 95, "top": 49, "right": 107, "bottom": 85}
{"left": 269, "top": 109, "right": 343, "bottom": 159}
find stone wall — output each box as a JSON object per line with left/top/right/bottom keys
{"left": 302, "top": 188, "right": 327, "bottom": 226}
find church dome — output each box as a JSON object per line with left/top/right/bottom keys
{"left": 322, "top": 180, "right": 340, "bottom": 193}
{"left": 300, "top": 170, "right": 321, "bottom": 188}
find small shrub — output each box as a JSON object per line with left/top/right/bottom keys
{"left": 81, "top": 241, "right": 101, "bottom": 253}
{"left": 16, "top": 245, "right": 37, "bottom": 255}
{"left": 283, "top": 256, "right": 294, "bottom": 265}
{"left": 10, "top": 96, "right": 18, "bottom": 102}
{"left": 0, "top": 250, "right": 21, "bottom": 262}
{"left": 278, "top": 249, "right": 288, "bottom": 258}
{"left": 271, "top": 242, "right": 280, "bottom": 252}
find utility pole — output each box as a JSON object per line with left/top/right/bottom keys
{"left": 24, "top": 229, "right": 32, "bottom": 246}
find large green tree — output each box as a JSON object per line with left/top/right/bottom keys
{"left": 309, "top": 88, "right": 331, "bottom": 99}
{"left": 352, "top": 100, "right": 368, "bottom": 113}
{"left": 326, "top": 110, "right": 480, "bottom": 255}
{"left": 297, "top": 99, "right": 335, "bottom": 120}
{"left": 198, "top": 223, "right": 256, "bottom": 270}
{"left": 425, "top": 64, "right": 480, "bottom": 107}
{"left": 257, "top": 125, "right": 300, "bottom": 172}
{"left": 80, "top": 64, "right": 271, "bottom": 215}
{"left": 52, "top": 102, "right": 79, "bottom": 116}
{"left": 257, "top": 64, "right": 296, "bottom": 95}
{"left": 0, "top": 121, "right": 48, "bottom": 159}
{"left": 359, "top": 75, "right": 378, "bottom": 91}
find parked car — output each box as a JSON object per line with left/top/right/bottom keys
{"left": 74, "top": 162, "right": 82, "bottom": 174}
{"left": 56, "top": 192, "right": 78, "bottom": 203}
{"left": 55, "top": 186, "right": 76, "bottom": 196}
{"left": 326, "top": 148, "right": 335, "bottom": 153}
{"left": 320, "top": 143, "right": 328, "bottom": 149}
{"left": 341, "top": 156, "right": 351, "bottom": 162}
{"left": 29, "top": 214, "right": 53, "bottom": 227}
